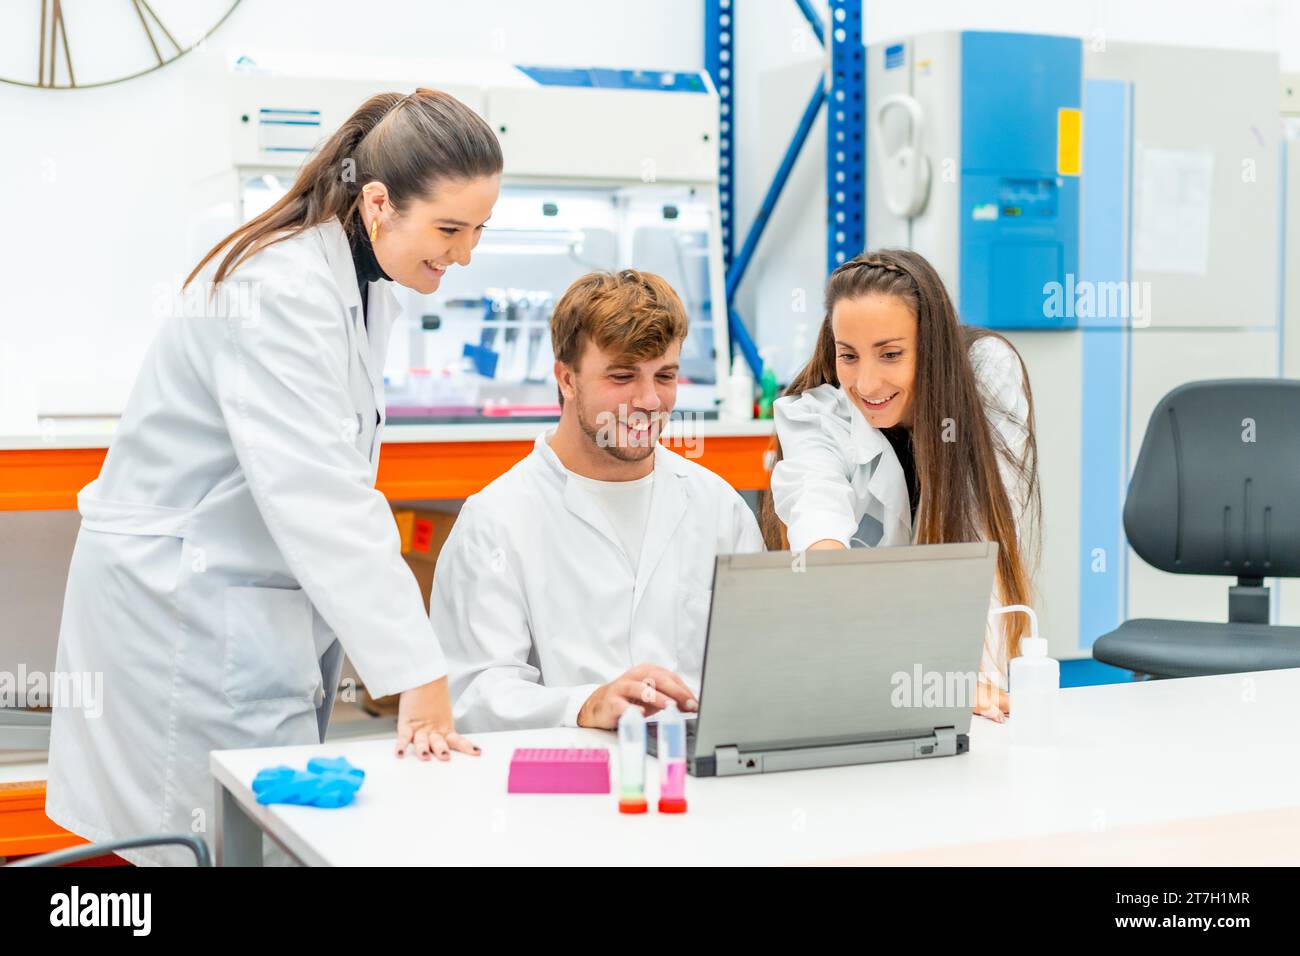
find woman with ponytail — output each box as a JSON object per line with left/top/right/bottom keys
{"left": 47, "top": 90, "right": 502, "bottom": 864}
{"left": 760, "top": 249, "right": 1039, "bottom": 722}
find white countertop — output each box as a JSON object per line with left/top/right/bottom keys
{"left": 210, "top": 668, "right": 1300, "bottom": 866}
{"left": 0, "top": 758, "right": 48, "bottom": 786}
{"left": 0, "top": 417, "right": 774, "bottom": 451}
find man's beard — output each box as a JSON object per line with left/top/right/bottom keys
{"left": 573, "top": 387, "right": 662, "bottom": 463}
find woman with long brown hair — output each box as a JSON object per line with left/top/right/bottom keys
{"left": 47, "top": 90, "right": 501, "bottom": 864}
{"left": 760, "top": 249, "right": 1039, "bottom": 721}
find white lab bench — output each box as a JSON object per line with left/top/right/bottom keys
{"left": 210, "top": 668, "right": 1300, "bottom": 866}
{"left": 0, "top": 414, "right": 775, "bottom": 510}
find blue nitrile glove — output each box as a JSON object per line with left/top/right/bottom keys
{"left": 251, "top": 766, "right": 317, "bottom": 805}
{"left": 307, "top": 755, "right": 365, "bottom": 785}
{"left": 252, "top": 757, "right": 364, "bottom": 808}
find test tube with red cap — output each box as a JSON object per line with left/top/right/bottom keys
{"left": 657, "top": 701, "right": 688, "bottom": 813}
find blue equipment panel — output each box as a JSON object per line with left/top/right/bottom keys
{"left": 958, "top": 32, "right": 1082, "bottom": 330}
{"left": 516, "top": 66, "right": 708, "bottom": 93}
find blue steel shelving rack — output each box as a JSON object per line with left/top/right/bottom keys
{"left": 826, "top": 1, "right": 865, "bottom": 270}
{"left": 704, "top": 0, "right": 865, "bottom": 377}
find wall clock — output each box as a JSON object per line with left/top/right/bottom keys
{"left": 1, "top": 0, "right": 241, "bottom": 89}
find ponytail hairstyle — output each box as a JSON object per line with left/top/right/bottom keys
{"left": 185, "top": 88, "right": 503, "bottom": 289}
{"left": 758, "top": 249, "right": 1041, "bottom": 659}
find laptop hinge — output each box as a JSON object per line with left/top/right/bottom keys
{"left": 714, "top": 745, "right": 744, "bottom": 774}
{"left": 931, "top": 726, "right": 957, "bottom": 756}
{"left": 713, "top": 728, "right": 959, "bottom": 776}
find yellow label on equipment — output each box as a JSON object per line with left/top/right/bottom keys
{"left": 1057, "top": 107, "right": 1082, "bottom": 176}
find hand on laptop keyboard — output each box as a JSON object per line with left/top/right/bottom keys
{"left": 576, "top": 663, "right": 699, "bottom": 729}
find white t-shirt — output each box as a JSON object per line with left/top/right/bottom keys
{"left": 565, "top": 469, "right": 656, "bottom": 572}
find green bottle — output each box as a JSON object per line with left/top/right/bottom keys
{"left": 757, "top": 365, "right": 779, "bottom": 419}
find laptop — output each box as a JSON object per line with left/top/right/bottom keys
{"left": 647, "top": 542, "right": 998, "bottom": 776}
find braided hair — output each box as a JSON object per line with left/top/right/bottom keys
{"left": 757, "top": 248, "right": 1041, "bottom": 660}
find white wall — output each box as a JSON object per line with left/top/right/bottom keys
{"left": 867, "top": 0, "right": 1288, "bottom": 58}
{"left": 740, "top": 0, "right": 1292, "bottom": 376}
{"left": 3, "top": 0, "right": 1293, "bottom": 417}
{"left": 730, "top": 0, "right": 1292, "bottom": 658}
{"left": 2, "top": 1, "right": 1295, "bottom": 673}
{"left": 0, "top": 0, "right": 702, "bottom": 419}
{"left": 0, "top": 0, "right": 704, "bottom": 677}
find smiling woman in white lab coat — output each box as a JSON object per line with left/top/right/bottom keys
{"left": 45, "top": 89, "right": 501, "bottom": 864}
{"left": 760, "top": 249, "right": 1039, "bottom": 722}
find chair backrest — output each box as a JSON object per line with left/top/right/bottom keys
{"left": 1124, "top": 379, "right": 1300, "bottom": 578}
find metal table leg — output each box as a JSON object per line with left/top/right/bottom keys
{"left": 214, "top": 779, "right": 263, "bottom": 866}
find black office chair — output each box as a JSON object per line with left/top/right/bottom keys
{"left": 1092, "top": 379, "right": 1300, "bottom": 678}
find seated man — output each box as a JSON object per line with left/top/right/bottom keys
{"left": 432, "top": 269, "right": 763, "bottom": 731}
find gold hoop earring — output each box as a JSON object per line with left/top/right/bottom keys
{"left": 369, "top": 219, "right": 379, "bottom": 243}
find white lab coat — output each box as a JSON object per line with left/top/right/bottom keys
{"left": 45, "top": 218, "right": 445, "bottom": 866}
{"left": 770, "top": 334, "right": 1033, "bottom": 686}
{"left": 432, "top": 430, "right": 764, "bottom": 732}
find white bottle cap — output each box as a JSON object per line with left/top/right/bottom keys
{"left": 1021, "top": 636, "right": 1048, "bottom": 657}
